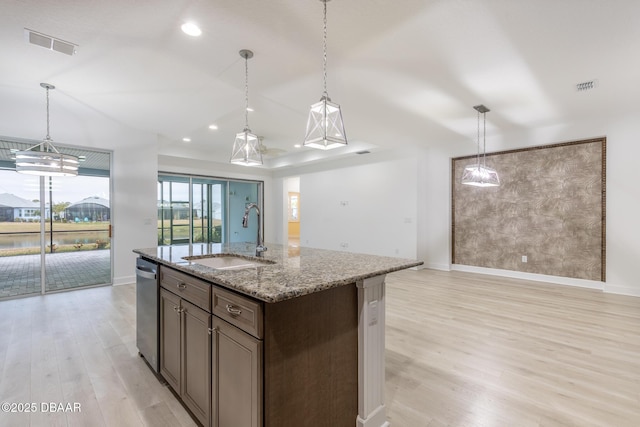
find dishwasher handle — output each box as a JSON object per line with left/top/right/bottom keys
{"left": 136, "top": 266, "right": 157, "bottom": 280}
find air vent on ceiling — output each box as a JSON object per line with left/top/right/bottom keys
{"left": 24, "top": 28, "right": 77, "bottom": 56}
{"left": 576, "top": 80, "right": 597, "bottom": 92}
{"left": 355, "top": 150, "right": 371, "bottom": 155}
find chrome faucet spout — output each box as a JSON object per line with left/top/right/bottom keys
{"left": 242, "top": 203, "right": 267, "bottom": 257}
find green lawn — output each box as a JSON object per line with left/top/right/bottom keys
{"left": 0, "top": 221, "right": 110, "bottom": 232}
{"left": 0, "top": 221, "right": 111, "bottom": 257}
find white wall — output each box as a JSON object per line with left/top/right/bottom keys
{"left": 274, "top": 151, "right": 419, "bottom": 259}
{"left": 112, "top": 141, "right": 158, "bottom": 285}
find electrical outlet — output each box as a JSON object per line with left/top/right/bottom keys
{"left": 340, "top": 242, "right": 349, "bottom": 248}
{"left": 522, "top": 255, "right": 528, "bottom": 263}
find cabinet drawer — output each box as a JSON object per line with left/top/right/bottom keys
{"left": 212, "top": 286, "right": 263, "bottom": 339}
{"left": 160, "top": 266, "right": 211, "bottom": 312}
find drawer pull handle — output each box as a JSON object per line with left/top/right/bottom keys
{"left": 226, "top": 304, "right": 242, "bottom": 316}
{"left": 176, "top": 282, "right": 186, "bottom": 290}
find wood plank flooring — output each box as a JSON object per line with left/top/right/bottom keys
{"left": 0, "top": 269, "right": 638, "bottom": 426}
{"left": 0, "top": 284, "right": 197, "bottom": 427}
{"left": 385, "top": 269, "right": 640, "bottom": 427}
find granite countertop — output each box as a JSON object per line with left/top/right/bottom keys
{"left": 134, "top": 243, "right": 423, "bottom": 303}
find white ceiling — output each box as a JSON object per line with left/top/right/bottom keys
{"left": 2, "top": 0, "right": 640, "bottom": 169}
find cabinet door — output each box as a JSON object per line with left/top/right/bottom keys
{"left": 181, "top": 299, "right": 212, "bottom": 426}
{"left": 212, "top": 317, "right": 263, "bottom": 427}
{"left": 160, "top": 288, "right": 181, "bottom": 391}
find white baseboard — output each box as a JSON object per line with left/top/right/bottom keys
{"left": 113, "top": 275, "right": 135, "bottom": 286}
{"left": 451, "top": 264, "right": 605, "bottom": 291}
{"left": 604, "top": 283, "right": 640, "bottom": 297}
{"left": 422, "top": 262, "right": 451, "bottom": 271}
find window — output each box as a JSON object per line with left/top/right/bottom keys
{"left": 158, "top": 174, "right": 262, "bottom": 245}
{"left": 0, "top": 138, "right": 112, "bottom": 298}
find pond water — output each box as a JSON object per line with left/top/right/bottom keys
{"left": 0, "top": 231, "right": 109, "bottom": 249}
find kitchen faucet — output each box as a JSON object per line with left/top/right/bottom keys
{"left": 242, "top": 203, "right": 267, "bottom": 257}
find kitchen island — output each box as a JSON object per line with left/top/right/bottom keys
{"left": 134, "top": 243, "right": 422, "bottom": 427}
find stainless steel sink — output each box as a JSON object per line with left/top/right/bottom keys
{"left": 183, "top": 254, "right": 275, "bottom": 270}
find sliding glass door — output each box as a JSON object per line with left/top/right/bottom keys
{"left": 0, "top": 139, "right": 112, "bottom": 298}
{"left": 158, "top": 174, "right": 262, "bottom": 246}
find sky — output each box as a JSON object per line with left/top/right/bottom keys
{"left": 0, "top": 170, "right": 109, "bottom": 204}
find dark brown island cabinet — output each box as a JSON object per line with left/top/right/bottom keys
{"left": 136, "top": 243, "right": 422, "bottom": 427}
{"left": 158, "top": 264, "right": 358, "bottom": 427}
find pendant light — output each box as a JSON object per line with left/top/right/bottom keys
{"left": 461, "top": 104, "right": 500, "bottom": 187}
{"left": 303, "top": 0, "right": 347, "bottom": 150}
{"left": 15, "top": 83, "right": 79, "bottom": 176}
{"left": 230, "top": 49, "right": 263, "bottom": 166}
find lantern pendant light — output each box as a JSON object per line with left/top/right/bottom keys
{"left": 15, "top": 83, "right": 79, "bottom": 177}
{"left": 303, "top": 0, "right": 347, "bottom": 150}
{"left": 461, "top": 105, "right": 500, "bottom": 187}
{"left": 230, "top": 49, "right": 263, "bottom": 166}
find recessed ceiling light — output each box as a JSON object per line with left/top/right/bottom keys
{"left": 208, "top": 124, "right": 218, "bottom": 130}
{"left": 246, "top": 107, "right": 254, "bottom": 112}
{"left": 182, "top": 137, "right": 191, "bottom": 143}
{"left": 294, "top": 144, "right": 301, "bottom": 148}
{"left": 181, "top": 22, "right": 202, "bottom": 37}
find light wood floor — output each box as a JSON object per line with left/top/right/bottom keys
{"left": 0, "top": 269, "right": 638, "bottom": 426}
{"left": 385, "top": 269, "right": 640, "bottom": 427}
{"left": 0, "top": 284, "right": 198, "bottom": 427}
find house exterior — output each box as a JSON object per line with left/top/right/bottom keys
{"left": 65, "top": 196, "right": 111, "bottom": 222}
{"left": 0, "top": 193, "right": 43, "bottom": 222}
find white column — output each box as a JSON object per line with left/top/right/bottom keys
{"left": 356, "top": 274, "right": 390, "bottom": 427}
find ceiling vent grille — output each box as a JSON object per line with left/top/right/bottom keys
{"left": 24, "top": 28, "right": 77, "bottom": 56}
{"left": 576, "top": 80, "right": 597, "bottom": 92}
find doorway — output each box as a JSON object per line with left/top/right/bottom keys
{"left": 0, "top": 139, "right": 112, "bottom": 298}
{"left": 284, "top": 177, "right": 300, "bottom": 247}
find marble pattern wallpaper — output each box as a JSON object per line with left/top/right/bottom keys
{"left": 452, "top": 138, "right": 606, "bottom": 281}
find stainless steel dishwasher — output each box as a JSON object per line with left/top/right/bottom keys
{"left": 136, "top": 257, "right": 159, "bottom": 372}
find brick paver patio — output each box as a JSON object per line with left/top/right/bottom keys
{"left": 0, "top": 250, "right": 111, "bottom": 298}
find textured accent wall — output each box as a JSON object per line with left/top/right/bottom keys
{"left": 452, "top": 138, "right": 606, "bottom": 281}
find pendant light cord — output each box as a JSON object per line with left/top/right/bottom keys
{"left": 476, "top": 109, "right": 480, "bottom": 167}
{"left": 322, "top": 0, "right": 328, "bottom": 98}
{"left": 244, "top": 54, "right": 250, "bottom": 130}
{"left": 482, "top": 110, "right": 486, "bottom": 167}
{"left": 45, "top": 86, "right": 51, "bottom": 142}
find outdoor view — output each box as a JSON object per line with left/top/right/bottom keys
{"left": 157, "top": 175, "right": 260, "bottom": 246}
{"left": 0, "top": 146, "right": 111, "bottom": 298}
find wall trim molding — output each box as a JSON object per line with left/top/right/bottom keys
{"left": 451, "top": 264, "right": 604, "bottom": 291}
{"left": 113, "top": 275, "right": 135, "bottom": 286}
{"left": 604, "top": 283, "right": 640, "bottom": 298}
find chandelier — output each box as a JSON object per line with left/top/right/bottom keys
{"left": 461, "top": 105, "right": 500, "bottom": 187}
{"left": 15, "top": 83, "right": 79, "bottom": 176}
